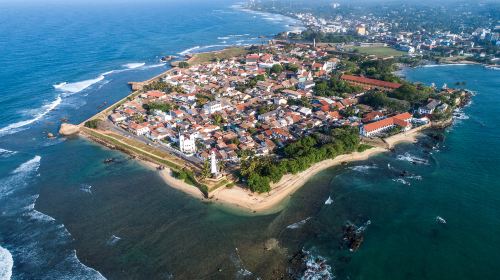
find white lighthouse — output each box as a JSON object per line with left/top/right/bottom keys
{"left": 210, "top": 150, "right": 218, "bottom": 177}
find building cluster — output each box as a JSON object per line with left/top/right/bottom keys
{"left": 107, "top": 43, "right": 434, "bottom": 164}
{"left": 290, "top": 11, "right": 499, "bottom": 64}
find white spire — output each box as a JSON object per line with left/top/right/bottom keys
{"left": 210, "top": 150, "right": 218, "bottom": 176}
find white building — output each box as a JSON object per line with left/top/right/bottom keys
{"left": 210, "top": 150, "right": 218, "bottom": 176}
{"left": 179, "top": 134, "right": 196, "bottom": 155}
{"left": 203, "top": 101, "right": 222, "bottom": 114}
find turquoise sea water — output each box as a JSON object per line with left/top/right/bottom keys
{"left": 1, "top": 0, "right": 499, "bottom": 279}
{"left": 0, "top": 1, "right": 302, "bottom": 279}
{"left": 287, "top": 64, "right": 500, "bottom": 279}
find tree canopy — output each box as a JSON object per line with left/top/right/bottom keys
{"left": 240, "top": 127, "right": 362, "bottom": 193}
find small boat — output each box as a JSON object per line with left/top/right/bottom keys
{"left": 435, "top": 216, "right": 447, "bottom": 224}
{"left": 103, "top": 158, "right": 115, "bottom": 164}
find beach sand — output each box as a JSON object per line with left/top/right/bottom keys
{"left": 91, "top": 126, "right": 427, "bottom": 214}
{"left": 211, "top": 147, "right": 387, "bottom": 213}
{"left": 384, "top": 123, "right": 430, "bottom": 148}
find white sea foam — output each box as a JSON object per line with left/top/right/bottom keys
{"left": 179, "top": 44, "right": 230, "bottom": 56}
{"left": 485, "top": 66, "right": 500, "bottom": 70}
{"left": 396, "top": 152, "right": 429, "bottom": 165}
{"left": 393, "top": 178, "right": 411, "bottom": 186}
{"left": 406, "top": 175, "right": 423, "bottom": 181}
{"left": 143, "top": 63, "right": 166, "bottom": 69}
{"left": 27, "top": 209, "right": 56, "bottom": 223}
{"left": 13, "top": 155, "right": 41, "bottom": 174}
{"left": 0, "top": 245, "right": 13, "bottom": 280}
{"left": 54, "top": 74, "right": 106, "bottom": 94}
{"left": 349, "top": 164, "right": 378, "bottom": 173}
{"left": 324, "top": 196, "right": 334, "bottom": 205}
{"left": 1, "top": 156, "right": 40, "bottom": 196}
{"left": 80, "top": 184, "right": 93, "bottom": 194}
{"left": 0, "top": 148, "right": 17, "bottom": 158}
{"left": 0, "top": 96, "right": 62, "bottom": 137}
{"left": 436, "top": 216, "right": 447, "bottom": 224}
{"left": 106, "top": 235, "right": 121, "bottom": 246}
{"left": 69, "top": 250, "right": 107, "bottom": 280}
{"left": 178, "top": 46, "right": 201, "bottom": 56}
{"left": 453, "top": 109, "right": 469, "bottom": 120}
{"left": 230, "top": 248, "right": 253, "bottom": 279}
{"left": 217, "top": 36, "right": 230, "bottom": 40}
{"left": 123, "top": 62, "right": 146, "bottom": 69}
{"left": 287, "top": 217, "right": 311, "bottom": 229}
{"left": 301, "top": 249, "right": 334, "bottom": 280}
{"left": 421, "top": 63, "right": 469, "bottom": 68}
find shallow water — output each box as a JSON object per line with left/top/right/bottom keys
{"left": 1, "top": 1, "right": 499, "bottom": 279}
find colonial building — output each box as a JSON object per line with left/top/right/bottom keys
{"left": 341, "top": 74, "right": 401, "bottom": 91}
{"left": 179, "top": 133, "right": 196, "bottom": 155}
{"left": 360, "top": 113, "right": 412, "bottom": 137}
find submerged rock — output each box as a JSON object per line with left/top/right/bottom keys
{"left": 59, "top": 123, "right": 80, "bottom": 136}
{"left": 264, "top": 238, "right": 279, "bottom": 251}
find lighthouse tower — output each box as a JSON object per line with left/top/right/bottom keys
{"left": 210, "top": 150, "right": 218, "bottom": 177}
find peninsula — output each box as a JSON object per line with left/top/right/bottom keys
{"left": 78, "top": 41, "right": 471, "bottom": 213}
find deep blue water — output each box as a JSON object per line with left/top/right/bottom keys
{"left": 286, "top": 64, "right": 500, "bottom": 279}
{"left": 1, "top": 1, "right": 499, "bottom": 279}
{"left": 0, "top": 1, "right": 302, "bottom": 279}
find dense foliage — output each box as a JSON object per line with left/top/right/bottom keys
{"left": 361, "top": 91, "right": 410, "bottom": 112}
{"left": 240, "top": 127, "right": 361, "bottom": 193}
{"left": 388, "top": 83, "right": 431, "bottom": 106}
{"left": 178, "top": 61, "right": 189, "bottom": 68}
{"left": 84, "top": 119, "right": 101, "bottom": 129}
{"left": 144, "top": 102, "right": 173, "bottom": 112}
{"left": 287, "top": 29, "right": 360, "bottom": 43}
{"left": 142, "top": 81, "right": 184, "bottom": 93}
{"left": 357, "top": 59, "right": 401, "bottom": 83}
{"left": 314, "top": 76, "right": 361, "bottom": 97}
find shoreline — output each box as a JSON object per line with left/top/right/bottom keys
{"left": 211, "top": 146, "right": 388, "bottom": 214}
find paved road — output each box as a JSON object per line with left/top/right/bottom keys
{"left": 105, "top": 120, "right": 203, "bottom": 167}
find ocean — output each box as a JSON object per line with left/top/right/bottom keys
{"left": 0, "top": 1, "right": 302, "bottom": 279}
{"left": 1, "top": 1, "right": 499, "bottom": 279}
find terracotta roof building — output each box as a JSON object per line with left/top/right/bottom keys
{"left": 360, "top": 113, "right": 412, "bottom": 137}
{"left": 341, "top": 74, "right": 402, "bottom": 91}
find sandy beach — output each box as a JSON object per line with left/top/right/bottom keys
{"left": 83, "top": 125, "right": 427, "bottom": 214}
{"left": 384, "top": 123, "right": 430, "bottom": 148}
{"left": 139, "top": 160, "right": 206, "bottom": 200}
{"left": 210, "top": 147, "right": 387, "bottom": 213}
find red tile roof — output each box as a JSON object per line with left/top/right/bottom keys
{"left": 341, "top": 74, "right": 401, "bottom": 89}
{"left": 363, "top": 113, "right": 412, "bottom": 132}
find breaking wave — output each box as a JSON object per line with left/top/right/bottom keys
{"left": 393, "top": 178, "right": 411, "bottom": 186}
{"left": 422, "top": 63, "right": 469, "bottom": 68}
{"left": 0, "top": 96, "right": 62, "bottom": 137}
{"left": 54, "top": 74, "right": 106, "bottom": 94}
{"left": 178, "top": 44, "right": 230, "bottom": 56}
{"left": 349, "top": 164, "right": 378, "bottom": 173}
{"left": 301, "top": 249, "right": 334, "bottom": 280}
{"left": 80, "top": 184, "right": 93, "bottom": 194}
{"left": 396, "top": 152, "right": 429, "bottom": 165}
{"left": 178, "top": 46, "right": 201, "bottom": 56}
{"left": 0, "top": 245, "right": 13, "bottom": 280}
{"left": 123, "top": 62, "right": 145, "bottom": 69}
{"left": 106, "top": 235, "right": 121, "bottom": 246}
{"left": 287, "top": 217, "right": 311, "bottom": 229}
{"left": 0, "top": 148, "right": 17, "bottom": 158}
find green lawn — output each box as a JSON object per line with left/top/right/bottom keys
{"left": 351, "top": 46, "right": 406, "bottom": 57}
{"left": 187, "top": 47, "right": 249, "bottom": 65}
